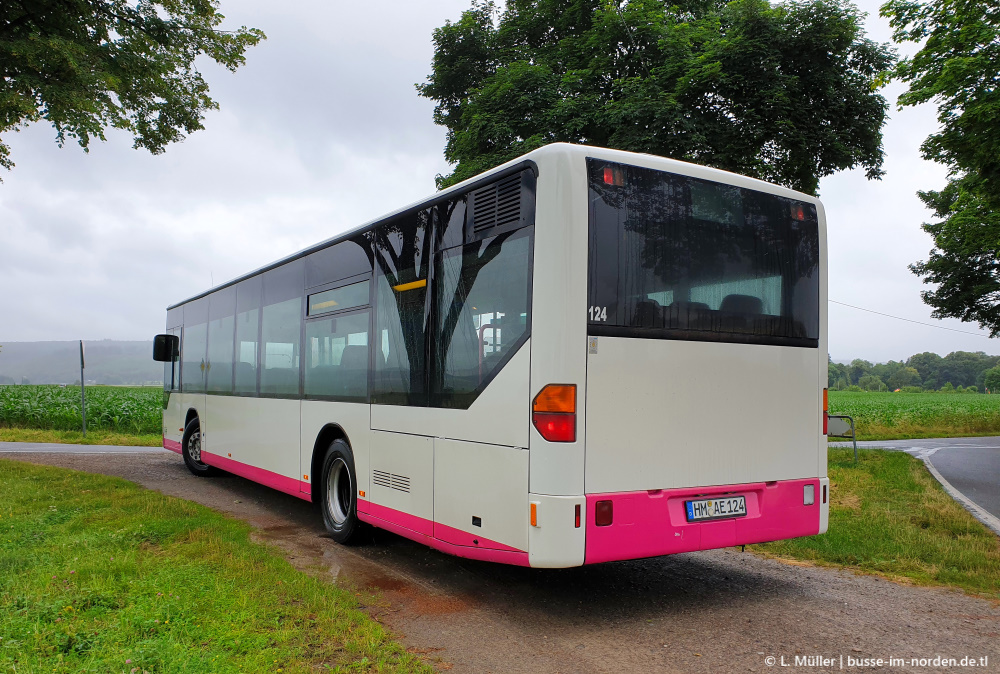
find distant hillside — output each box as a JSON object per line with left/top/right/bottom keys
{"left": 0, "top": 341, "right": 161, "bottom": 385}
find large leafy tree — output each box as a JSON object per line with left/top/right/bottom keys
{"left": 419, "top": 0, "right": 894, "bottom": 193}
{"left": 882, "top": 0, "right": 1000, "bottom": 333}
{"left": 0, "top": 0, "right": 265, "bottom": 175}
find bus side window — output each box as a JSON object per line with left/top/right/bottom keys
{"left": 305, "top": 310, "right": 370, "bottom": 401}
{"left": 207, "top": 287, "right": 236, "bottom": 394}
{"left": 181, "top": 299, "right": 208, "bottom": 393}
{"left": 260, "top": 262, "right": 303, "bottom": 397}
{"left": 434, "top": 227, "right": 531, "bottom": 406}
{"left": 234, "top": 276, "right": 262, "bottom": 395}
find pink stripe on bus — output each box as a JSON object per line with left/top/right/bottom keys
{"left": 584, "top": 478, "right": 821, "bottom": 565}
{"left": 200, "top": 451, "right": 312, "bottom": 502}
{"left": 357, "top": 499, "right": 530, "bottom": 566}
{"left": 163, "top": 439, "right": 182, "bottom": 454}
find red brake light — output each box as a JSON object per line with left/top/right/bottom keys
{"left": 532, "top": 413, "right": 576, "bottom": 442}
{"left": 595, "top": 500, "right": 613, "bottom": 527}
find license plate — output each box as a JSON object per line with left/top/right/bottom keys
{"left": 685, "top": 495, "right": 747, "bottom": 522}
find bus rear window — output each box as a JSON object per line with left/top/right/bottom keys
{"left": 587, "top": 159, "right": 820, "bottom": 348}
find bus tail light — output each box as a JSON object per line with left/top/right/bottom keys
{"left": 533, "top": 384, "right": 576, "bottom": 442}
{"left": 595, "top": 500, "right": 613, "bottom": 526}
{"left": 822, "top": 388, "right": 828, "bottom": 435}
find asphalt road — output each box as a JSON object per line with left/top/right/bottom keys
{"left": 832, "top": 436, "right": 1000, "bottom": 526}
{"left": 2, "top": 441, "right": 998, "bottom": 673}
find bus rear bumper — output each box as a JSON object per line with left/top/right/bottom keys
{"left": 584, "top": 477, "right": 827, "bottom": 565}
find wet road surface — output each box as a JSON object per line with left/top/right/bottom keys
{"left": 2, "top": 448, "right": 998, "bottom": 672}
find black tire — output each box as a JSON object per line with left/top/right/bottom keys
{"left": 182, "top": 417, "right": 219, "bottom": 477}
{"left": 320, "top": 439, "right": 359, "bottom": 543}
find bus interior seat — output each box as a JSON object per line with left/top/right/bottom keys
{"left": 665, "top": 300, "right": 711, "bottom": 329}
{"left": 632, "top": 299, "right": 663, "bottom": 328}
{"left": 339, "top": 345, "right": 369, "bottom": 398}
{"left": 261, "top": 367, "right": 298, "bottom": 394}
{"left": 720, "top": 294, "right": 763, "bottom": 315}
{"left": 235, "top": 362, "right": 256, "bottom": 388}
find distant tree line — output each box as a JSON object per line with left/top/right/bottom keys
{"left": 830, "top": 351, "right": 1000, "bottom": 393}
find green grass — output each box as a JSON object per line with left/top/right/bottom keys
{"left": 753, "top": 448, "right": 1000, "bottom": 599}
{"left": 828, "top": 390, "right": 1000, "bottom": 440}
{"left": 0, "top": 385, "right": 162, "bottom": 436}
{"left": 0, "top": 460, "right": 431, "bottom": 674}
{"left": 0, "top": 427, "right": 161, "bottom": 446}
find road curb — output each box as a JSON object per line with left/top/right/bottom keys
{"left": 922, "top": 457, "right": 1000, "bottom": 538}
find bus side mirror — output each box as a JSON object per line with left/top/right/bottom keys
{"left": 153, "top": 334, "right": 179, "bottom": 362}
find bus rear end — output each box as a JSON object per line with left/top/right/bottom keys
{"left": 578, "top": 155, "right": 828, "bottom": 564}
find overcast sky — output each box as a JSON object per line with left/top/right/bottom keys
{"left": 1, "top": 0, "right": 994, "bottom": 363}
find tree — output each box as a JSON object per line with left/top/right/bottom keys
{"left": 881, "top": 0, "right": 1000, "bottom": 332}
{"left": 983, "top": 366, "right": 1000, "bottom": 394}
{"left": 847, "top": 359, "right": 873, "bottom": 385}
{"left": 907, "top": 177, "right": 1000, "bottom": 334}
{"left": 0, "top": 0, "right": 265, "bottom": 176}
{"left": 857, "top": 373, "right": 885, "bottom": 391}
{"left": 906, "top": 351, "right": 942, "bottom": 385}
{"left": 420, "top": 0, "right": 894, "bottom": 192}
{"left": 887, "top": 366, "right": 920, "bottom": 390}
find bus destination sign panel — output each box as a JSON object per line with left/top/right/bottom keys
{"left": 685, "top": 496, "right": 747, "bottom": 522}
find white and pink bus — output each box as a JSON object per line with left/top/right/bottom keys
{"left": 153, "top": 143, "right": 829, "bottom": 568}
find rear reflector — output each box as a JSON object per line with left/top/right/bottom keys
{"left": 804, "top": 484, "right": 815, "bottom": 505}
{"left": 533, "top": 384, "right": 577, "bottom": 442}
{"left": 530, "top": 502, "right": 538, "bottom": 527}
{"left": 595, "top": 500, "right": 613, "bottom": 527}
{"left": 574, "top": 504, "right": 581, "bottom": 528}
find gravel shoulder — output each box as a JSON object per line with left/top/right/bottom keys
{"left": 4, "top": 451, "right": 999, "bottom": 673}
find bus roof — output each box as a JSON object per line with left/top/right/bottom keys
{"left": 167, "top": 143, "right": 820, "bottom": 310}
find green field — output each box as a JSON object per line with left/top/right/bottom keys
{"left": 5, "top": 386, "right": 1000, "bottom": 443}
{"left": 828, "top": 390, "right": 1000, "bottom": 439}
{"left": 0, "top": 460, "right": 429, "bottom": 673}
{"left": 0, "top": 385, "right": 161, "bottom": 436}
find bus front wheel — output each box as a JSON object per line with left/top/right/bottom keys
{"left": 320, "top": 440, "right": 359, "bottom": 544}
{"left": 182, "top": 418, "right": 219, "bottom": 477}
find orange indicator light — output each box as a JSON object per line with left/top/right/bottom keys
{"left": 533, "top": 384, "right": 576, "bottom": 414}
{"left": 359, "top": 490, "right": 366, "bottom": 498}
{"left": 530, "top": 502, "right": 538, "bottom": 527}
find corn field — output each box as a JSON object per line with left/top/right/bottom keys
{"left": 0, "top": 386, "right": 161, "bottom": 435}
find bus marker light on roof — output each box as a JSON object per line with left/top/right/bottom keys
{"left": 533, "top": 384, "right": 577, "bottom": 442}
{"left": 595, "top": 500, "right": 613, "bottom": 526}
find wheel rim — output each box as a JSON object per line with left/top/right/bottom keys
{"left": 326, "top": 457, "right": 352, "bottom": 526}
{"left": 187, "top": 430, "right": 205, "bottom": 465}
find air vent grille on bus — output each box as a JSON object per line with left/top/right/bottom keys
{"left": 472, "top": 173, "right": 522, "bottom": 233}
{"left": 372, "top": 469, "right": 410, "bottom": 493}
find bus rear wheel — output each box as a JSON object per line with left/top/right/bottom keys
{"left": 320, "top": 439, "right": 359, "bottom": 544}
{"left": 182, "top": 418, "right": 220, "bottom": 477}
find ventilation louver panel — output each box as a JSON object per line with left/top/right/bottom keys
{"left": 472, "top": 173, "right": 522, "bottom": 233}
{"left": 372, "top": 469, "right": 410, "bottom": 493}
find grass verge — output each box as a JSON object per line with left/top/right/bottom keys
{"left": 0, "top": 427, "right": 161, "bottom": 447}
{"left": 752, "top": 448, "right": 1000, "bottom": 600}
{"left": 0, "top": 460, "right": 430, "bottom": 673}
